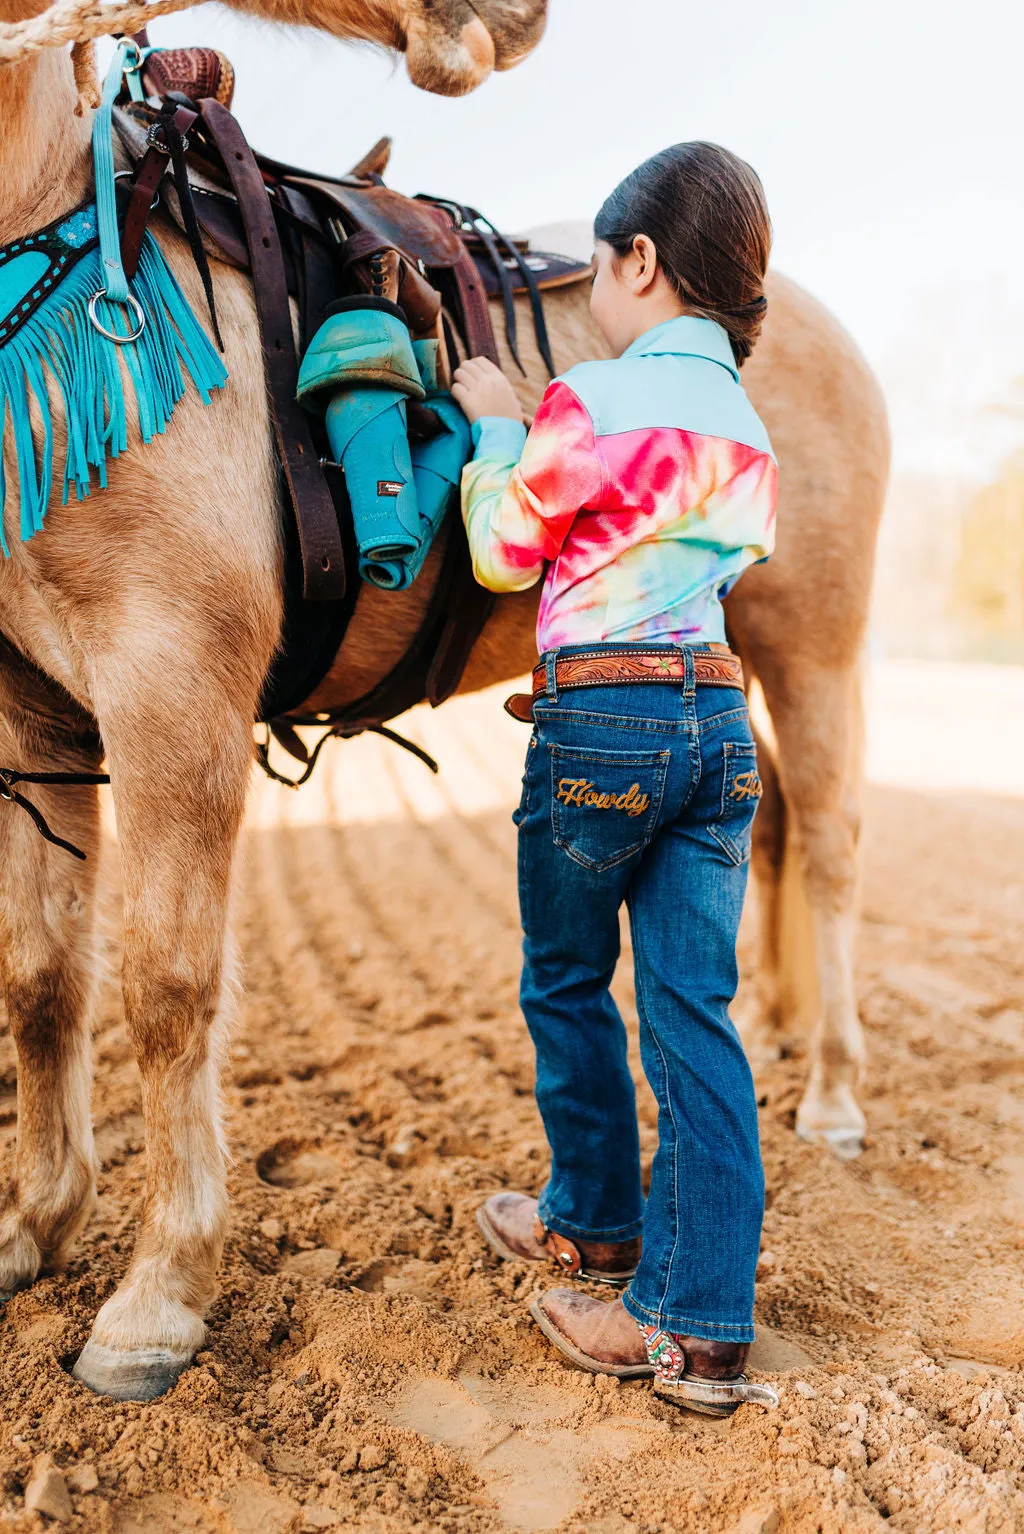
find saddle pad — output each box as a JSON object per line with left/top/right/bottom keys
{"left": 470, "top": 244, "right": 593, "bottom": 295}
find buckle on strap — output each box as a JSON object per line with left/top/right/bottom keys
{"left": 534, "top": 1219, "right": 582, "bottom": 1275}
{"left": 146, "top": 120, "right": 191, "bottom": 156}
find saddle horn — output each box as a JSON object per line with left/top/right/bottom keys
{"left": 348, "top": 136, "right": 394, "bottom": 181}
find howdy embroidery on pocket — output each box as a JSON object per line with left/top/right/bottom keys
{"left": 556, "top": 779, "right": 651, "bottom": 817}
{"left": 728, "top": 769, "right": 763, "bottom": 803}
{"left": 710, "top": 740, "right": 762, "bottom": 865}
{"left": 550, "top": 743, "right": 669, "bottom": 873}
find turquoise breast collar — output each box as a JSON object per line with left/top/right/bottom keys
{"left": 0, "top": 42, "right": 227, "bottom": 552}
{"left": 0, "top": 205, "right": 100, "bottom": 347}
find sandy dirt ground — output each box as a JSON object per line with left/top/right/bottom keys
{"left": 2, "top": 659, "right": 1024, "bottom": 1533}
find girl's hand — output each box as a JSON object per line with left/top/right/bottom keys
{"left": 452, "top": 356, "right": 524, "bottom": 425}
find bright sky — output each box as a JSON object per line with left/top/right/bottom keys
{"left": 125, "top": 0, "right": 1024, "bottom": 476}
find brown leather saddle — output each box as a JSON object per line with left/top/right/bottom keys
{"left": 112, "top": 43, "right": 591, "bottom": 773}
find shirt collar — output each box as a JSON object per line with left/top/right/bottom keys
{"left": 622, "top": 315, "right": 739, "bottom": 381}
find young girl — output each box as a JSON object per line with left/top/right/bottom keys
{"left": 451, "top": 142, "right": 779, "bottom": 1417}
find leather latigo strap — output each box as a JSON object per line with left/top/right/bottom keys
{"left": 120, "top": 128, "right": 179, "bottom": 279}
{"left": 419, "top": 201, "right": 501, "bottom": 366}
{"left": 448, "top": 244, "right": 502, "bottom": 365}
{"left": 504, "top": 649, "right": 745, "bottom": 722}
{"left": 198, "top": 99, "right": 346, "bottom": 601}
{"left": 425, "top": 542, "right": 493, "bottom": 705}
{"left": 285, "top": 176, "right": 464, "bottom": 268}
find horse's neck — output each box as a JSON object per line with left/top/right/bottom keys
{"left": 0, "top": 50, "right": 92, "bottom": 245}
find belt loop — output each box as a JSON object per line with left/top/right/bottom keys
{"left": 545, "top": 650, "right": 559, "bottom": 704}
{"left": 681, "top": 645, "right": 696, "bottom": 702}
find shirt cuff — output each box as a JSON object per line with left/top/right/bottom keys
{"left": 471, "top": 416, "right": 528, "bottom": 458}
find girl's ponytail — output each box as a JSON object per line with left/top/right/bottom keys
{"left": 594, "top": 143, "right": 772, "bottom": 366}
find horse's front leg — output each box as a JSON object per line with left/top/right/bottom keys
{"left": 0, "top": 705, "right": 103, "bottom": 1298}
{"left": 72, "top": 671, "right": 255, "bottom": 1401}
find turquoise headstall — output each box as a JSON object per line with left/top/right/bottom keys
{"left": 0, "top": 41, "right": 227, "bottom": 553}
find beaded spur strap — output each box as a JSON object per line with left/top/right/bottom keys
{"left": 503, "top": 648, "right": 745, "bottom": 721}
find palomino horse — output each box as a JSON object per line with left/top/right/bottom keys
{"left": 0, "top": 0, "right": 888, "bottom": 1401}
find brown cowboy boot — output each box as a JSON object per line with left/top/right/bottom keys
{"left": 476, "top": 1193, "right": 640, "bottom": 1286}
{"left": 529, "top": 1291, "right": 779, "bottom": 1417}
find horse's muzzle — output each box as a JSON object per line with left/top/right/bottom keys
{"left": 403, "top": 0, "right": 547, "bottom": 96}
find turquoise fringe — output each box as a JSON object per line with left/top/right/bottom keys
{"left": 0, "top": 228, "right": 228, "bottom": 554}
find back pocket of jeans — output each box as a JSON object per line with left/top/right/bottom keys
{"left": 550, "top": 743, "right": 669, "bottom": 872}
{"left": 709, "top": 739, "right": 762, "bottom": 866}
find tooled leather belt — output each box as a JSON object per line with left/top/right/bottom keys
{"left": 504, "top": 647, "right": 745, "bottom": 722}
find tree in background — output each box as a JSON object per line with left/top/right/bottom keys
{"left": 954, "top": 448, "right": 1024, "bottom": 658}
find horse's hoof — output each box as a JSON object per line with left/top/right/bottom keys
{"left": 796, "top": 1122, "right": 864, "bottom": 1160}
{"left": 72, "top": 1341, "right": 191, "bottom": 1400}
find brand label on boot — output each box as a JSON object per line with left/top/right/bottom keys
{"left": 377, "top": 479, "right": 404, "bottom": 497}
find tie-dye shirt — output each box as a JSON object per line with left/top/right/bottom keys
{"left": 460, "top": 315, "right": 777, "bottom": 651}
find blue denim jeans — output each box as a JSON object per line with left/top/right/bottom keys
{"left": 515, "top": 643, "right": 765, "bottom": 1342}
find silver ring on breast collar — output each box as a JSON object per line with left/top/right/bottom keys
{"left": 87, "top": 289, "right": 146, "bottom": 344}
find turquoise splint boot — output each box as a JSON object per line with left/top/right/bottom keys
{"left": 297, "top": 297, "right": 425, "bottom": 590}
{"left": 297, "top": 298, "right": 473, "bottom": 591}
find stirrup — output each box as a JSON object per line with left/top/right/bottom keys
{"left": 653, "top": 1372, "right": 780, "bottom": 1416}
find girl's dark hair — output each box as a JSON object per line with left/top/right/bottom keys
{"left": 594, "top": 142, "right": 772, "bottom": 366}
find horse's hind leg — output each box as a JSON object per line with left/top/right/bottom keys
{"left": 758, "top": 659, "right": 866, "bottom": 1157}
{"left": 745, "top": 711, "right": 820, "bottom": 1053}
{"left": 0, "top": 684, "right": 102, "bottom": 1297}
{"left": 745, "top": 715, "right": 786, "bottom": 1042}
{"left": 71, "top": 654, "right": 257, "bottom": 1401}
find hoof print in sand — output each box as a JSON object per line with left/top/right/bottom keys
{"left": 257, "top": 1140, "right": 344, "bottom": 1189}
{"left": 386, "top": 1372, "right": 646, "bottom": 1532}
